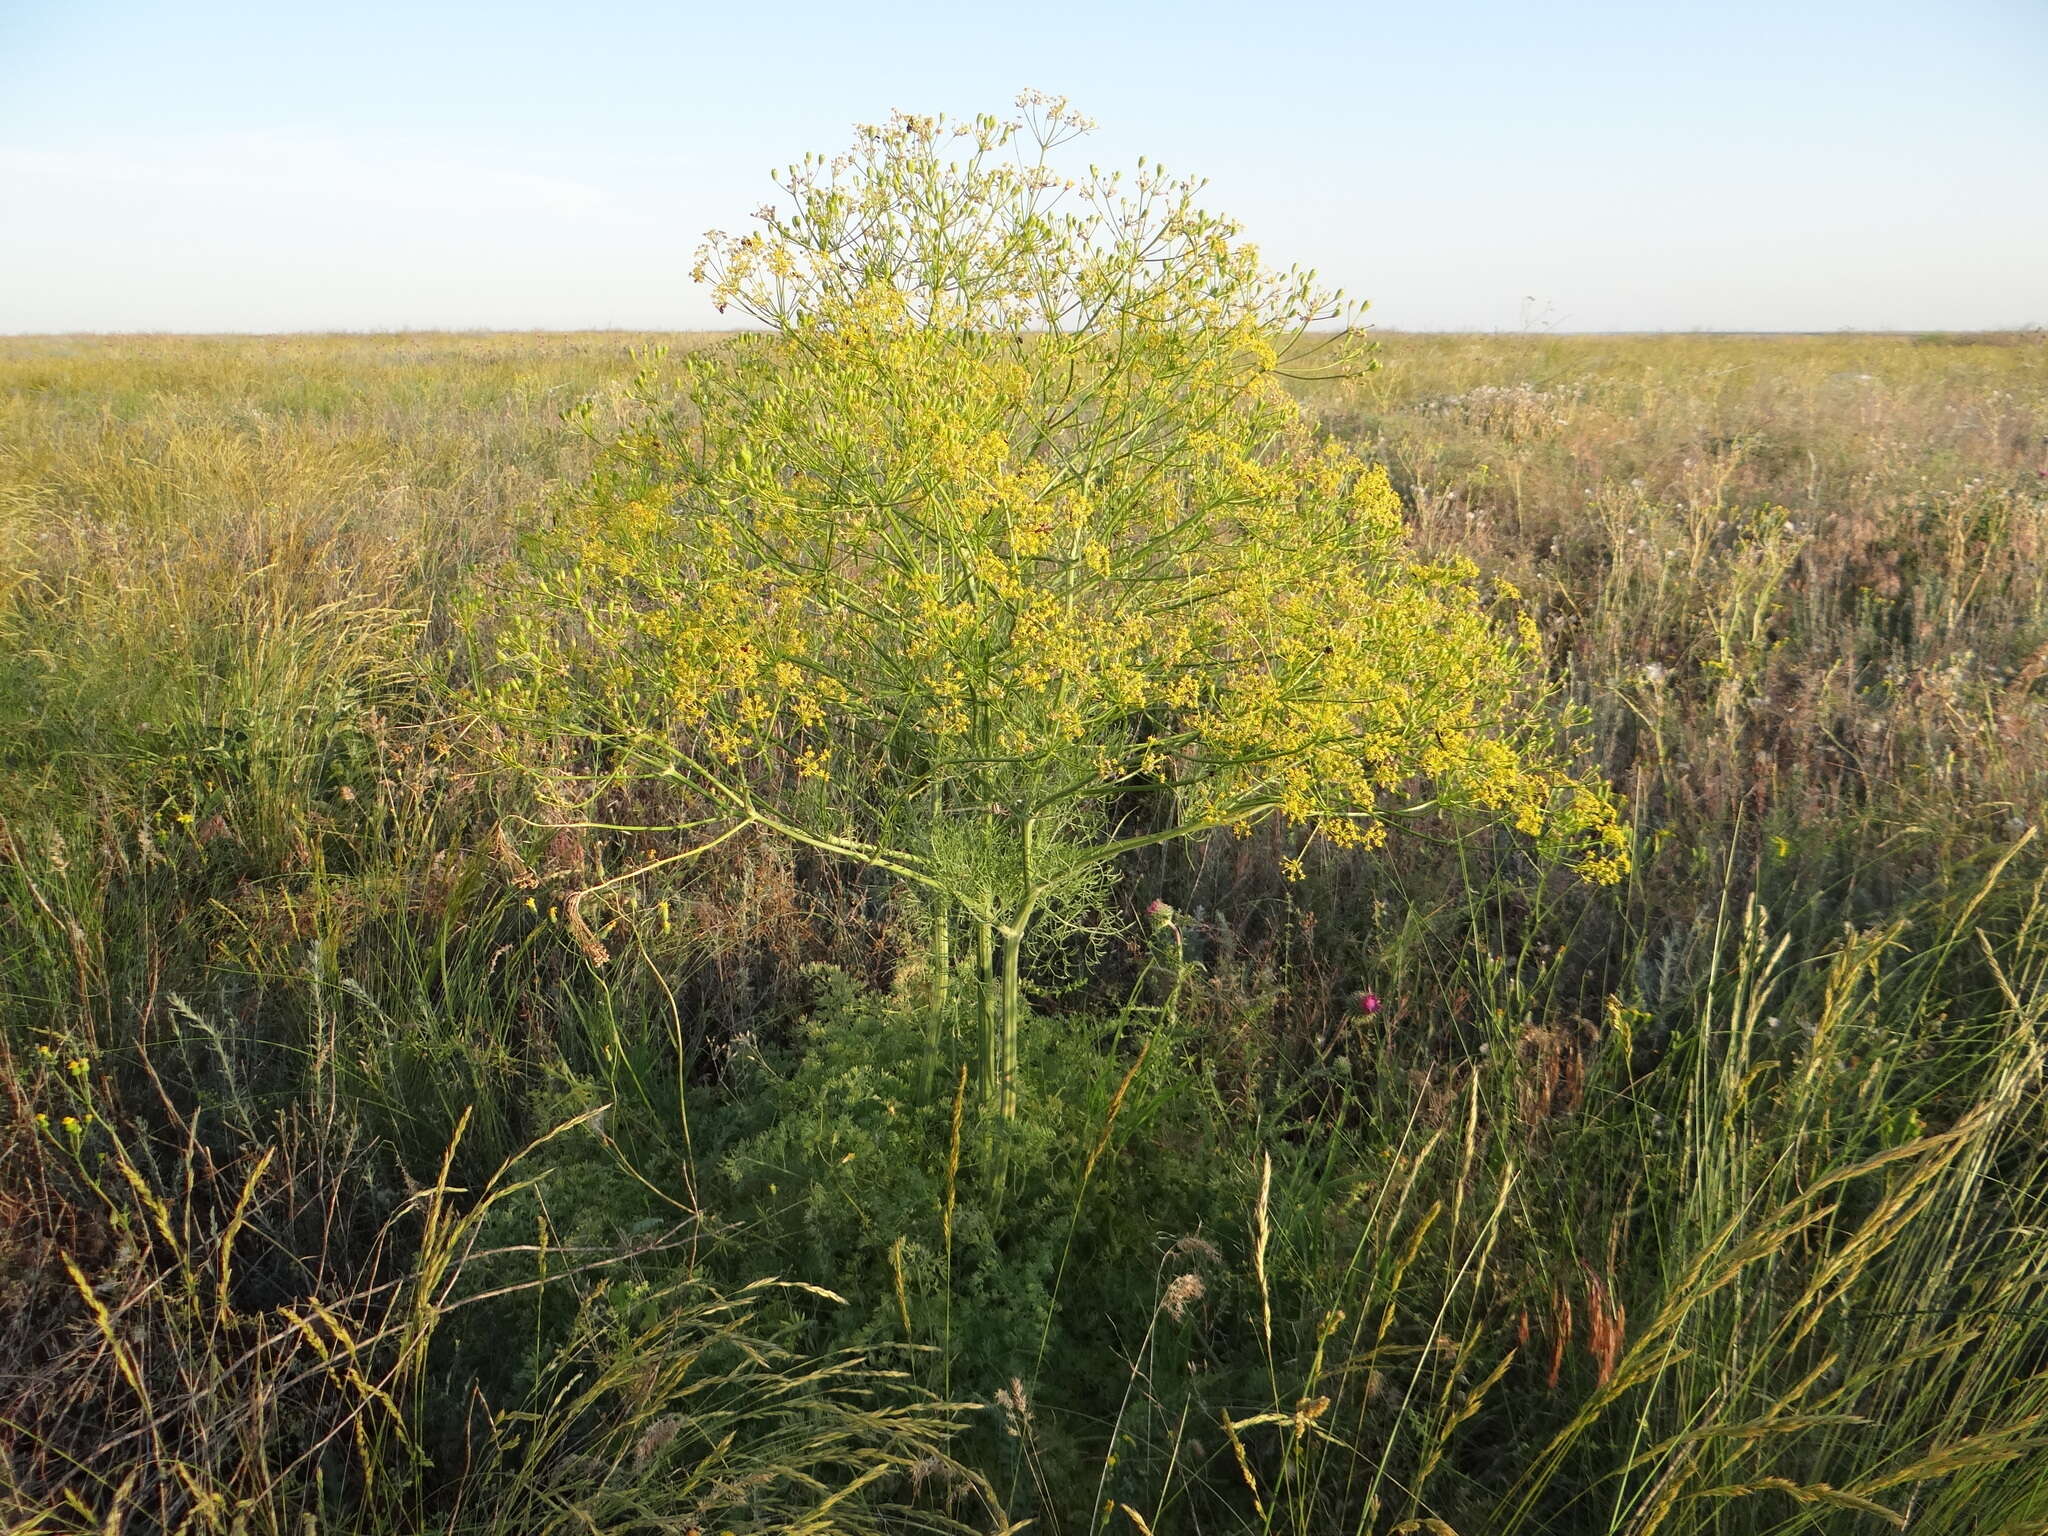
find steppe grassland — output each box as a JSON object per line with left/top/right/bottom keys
{"left": 3, "top": 327, "right": 2047, "bottom": 1535}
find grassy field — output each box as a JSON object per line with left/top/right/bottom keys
{"left": 3, "top": 328, "right": 2047, "bottom": 1535}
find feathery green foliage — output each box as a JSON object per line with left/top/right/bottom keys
{"left": 484, "top": 100, "right": 1624, "bottom": 1119}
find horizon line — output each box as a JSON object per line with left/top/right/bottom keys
{"left": 5, "top": 325, "right": 2044, "bottom": 342}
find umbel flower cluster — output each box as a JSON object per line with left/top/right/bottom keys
{"left": 487, "top": 94, "right": 1627, "bottom": 1110}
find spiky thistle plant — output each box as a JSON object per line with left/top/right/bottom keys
{"left": 483, "top": 93, "right": 1627, "bottom": 1118}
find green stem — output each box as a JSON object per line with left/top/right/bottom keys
{"left": 924, "top": 897, "right": 951, "bottom": 1101}
{"left": 976, "top": 920, "right": 997, "bottom": 1111}
{"left": 998, "top": 924, "right": 1025, "bottom": 1123}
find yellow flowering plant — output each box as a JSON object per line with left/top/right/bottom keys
{"left": 486, "top": 94, "right": 1626, "bottom": 1119}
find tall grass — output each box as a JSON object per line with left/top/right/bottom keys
{"left": 3, "top": 329, "right": 2046, "bottom": 1533}
{"left": 1, "top": 1038, "right": 989, "bottom": 1534}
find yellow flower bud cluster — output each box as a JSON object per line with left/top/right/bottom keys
{"left": 487, "top": 98, "right": 1628, "bottom": 947}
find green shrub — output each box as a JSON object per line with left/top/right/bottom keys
{"left": 482, "top": 96, "right": 1625, "bottom": 1125}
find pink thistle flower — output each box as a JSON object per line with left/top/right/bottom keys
{"left": 1357, "top": 991, "right": 1381, "bottom": 1015}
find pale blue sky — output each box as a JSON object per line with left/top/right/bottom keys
{"left": 2, "top": 0, "right": 2043, "bottom": 333}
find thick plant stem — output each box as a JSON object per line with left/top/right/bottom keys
{"left": 931, "top": 899, "right": 952, "bottom": 1018}
{"left": 998, "top": 925, "right": 1025, "bottom": 1123}
{"left": 923, "top": 898, "right": 951, "bottom": 1100}
{"left": 976, "top": 918, "right": 1006, "bottom": 1198}
{"left": 976, "top": 921, "right": 997, "bottom": 1112}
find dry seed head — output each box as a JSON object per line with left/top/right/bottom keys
{"left": 1162, "top": 1271, "right": 1207, "bottom": 1322}
{"left": 1583, "top": 1269, "right": 1626, "bottom": 1389}
{"left": 993, "top": 1376, "right": 1033, "bottom": 1436}
{"left": 632, "top": 1414, "right": 683, "bottom": 1469}
{"left": 1546, "top": 1288, "right": 1576, "bottom": 1391}
{"left": 564, "top": 889, "right": 612, "bottom": 966}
